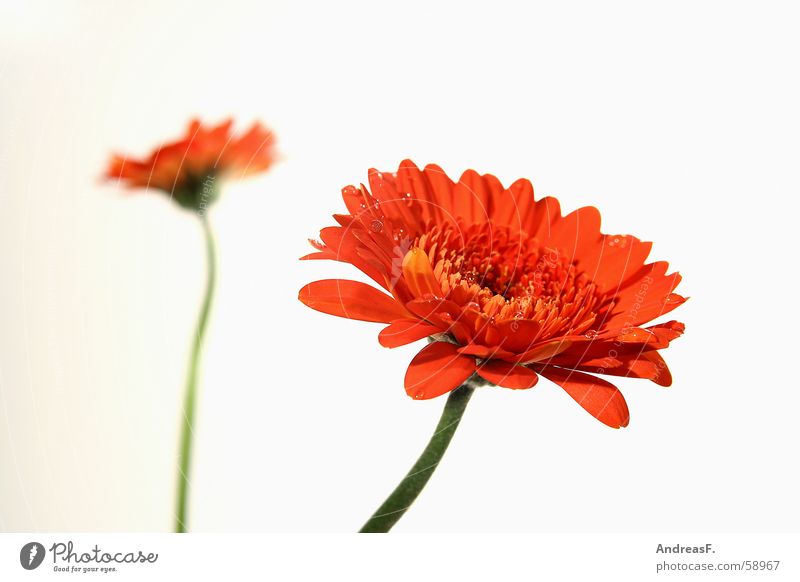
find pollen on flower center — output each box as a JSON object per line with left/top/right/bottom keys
{"left": 415, "top": 223, "right": 610, "bottom": 339}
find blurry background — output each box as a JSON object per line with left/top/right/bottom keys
{"left": 0, "top": 0, "right": 798, "bottom": 532}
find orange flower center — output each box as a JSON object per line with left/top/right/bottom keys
{"left": 414, "top": 223, "right": 611, "bottom": 339}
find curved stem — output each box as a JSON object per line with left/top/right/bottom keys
{"left": 175, "top": 214, "right": 216, "bottom": 533}
{"left": 359, "top": 384, "right": 475, "bottom": 533}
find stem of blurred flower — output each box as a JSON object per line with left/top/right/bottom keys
{"left": 359, "top": 384, "right": 475, "bottom": 533}
{"left": 175, "top": 214, "right": 216, "bottom": 533}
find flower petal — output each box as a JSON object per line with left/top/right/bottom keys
{"left": 298, "top": 279, "right": 407, "bottom": 323}
{"left": 457, "top": 343, "right": 516, "bottom": 360}
{"left": 604, "top": 261, "right": 685, "bottom": 328}
{"left": 368, "top": 168, "right": 424, "bottom": 234}
{"left": 423, "top": 163, "right": 456, "bottom": 220}
{"left": 503, "top": 178, "right": 536, "bottom": 234}
{"left": 405, "top": 342, "right": 477, "bottom": 400}
{"left": 453, "top": 169, "right": 489, "bottom": 223}
{"left": 493, "top": 319, "right": 543, "bottom": 353}
{"left": 396, "top": 159, "right": 445, "bottom": 225}
{"left": 477, "top": 361, "right": 539, "bottom": 389}
{"left": 563, "top": 351, "right": 674, "bottom": 387}
{"left": 402, "top": 247, "right": 443, "bottom": 298}
{"left": 406, "top": 297, "right": 462, "bottom": 322}
{"left": 549, "top": 321, "right": 684, "bottom": 366}
{"left": 539, "top": 366, "right": 630, "bottom": 428}
{"left": 510, "top": 339, "right": 574, "bottom": 364}
{"left": 547, "top": 205, "right": 602, "bottom": 263}
{"left": 649, "top": 321, "right": 685, "bottom": 348}
{"left": 379, "top": 319, "right": 440, "bottom": 348}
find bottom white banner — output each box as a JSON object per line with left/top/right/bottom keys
{"left": 0, "top": 532, "right": 796, "bottom": 581}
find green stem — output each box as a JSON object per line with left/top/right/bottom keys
{"left": 359, "top": 384, "right": 475, "bottom": 533}
{"left": 175, "top": 214, "right": 216, "bottom": 533}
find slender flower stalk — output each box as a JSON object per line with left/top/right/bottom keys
{"left": 360, "top": 384, "right": 474, "bottom": 533}
{"left": 175, "top": 215, "right": 216, "bottom": 533}
{"left": 105, "top": 118, "right": 277, "bottom": 532}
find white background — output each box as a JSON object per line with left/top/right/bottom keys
{"left": 0, "top": 0, "right": 798, "bottom": 534}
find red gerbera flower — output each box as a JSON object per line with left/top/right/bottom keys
{"left": 299, "top": 160, "right": 686, "bottom": 429}
{"left": 106, "top": 118, "right": 276, "bottom": 210}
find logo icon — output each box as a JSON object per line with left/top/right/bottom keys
{"left": 20, "top": 542, "right": 46, "bottom": 570}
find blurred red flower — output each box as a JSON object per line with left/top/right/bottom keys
{"left": 106, "top": 118, "right": 276, "bottom": 210}
{"left": 104, "top": 117, "right": 277, "bottom": 531}
{"left": 299, "top": 160, "right": 686, "bottom": 428}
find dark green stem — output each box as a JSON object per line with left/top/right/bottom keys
{"left": 175, "top": 214, "right": 216, "bottom": 533}
{"left": 360, "top": 384, "right": 475, "bottom": 533}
